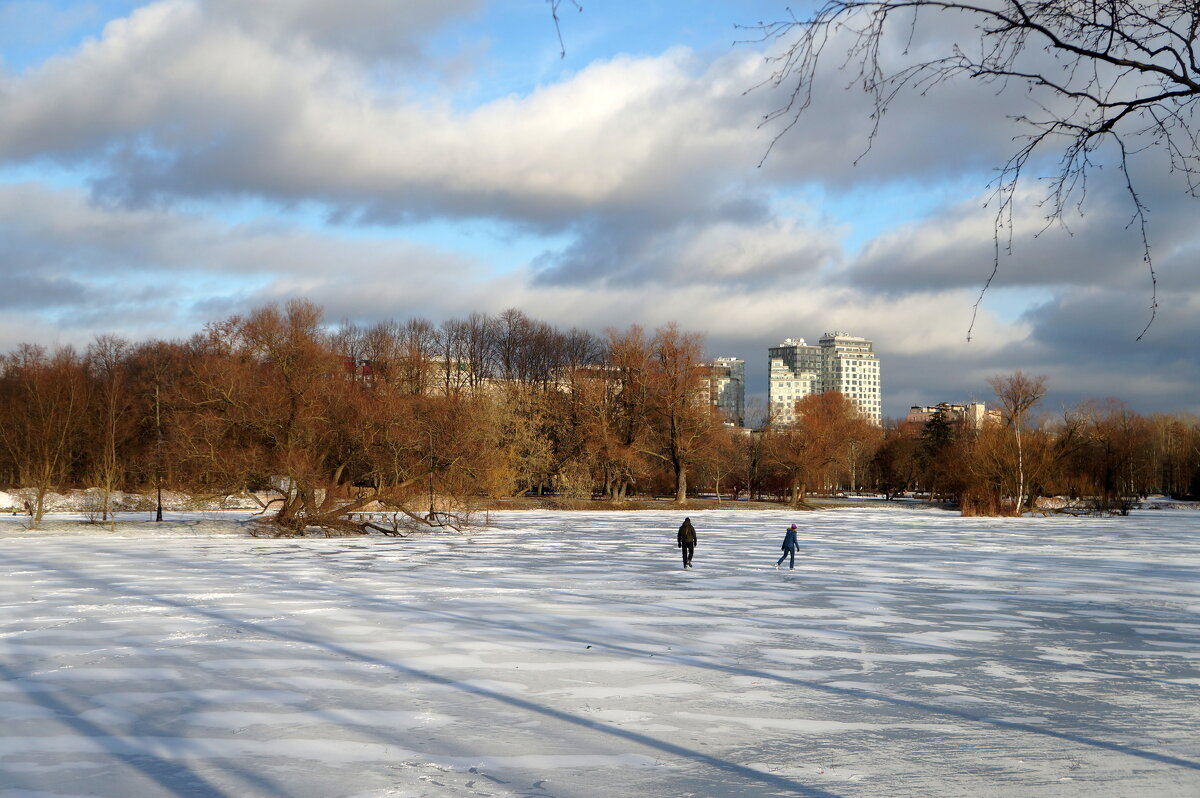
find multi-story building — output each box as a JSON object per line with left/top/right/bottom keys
{"left": 819, "top": 332, "right": 882, "bottom": 425}
{"left": 906, "top": 402, "right": 998, "bottom": 430}
{"left": 768, "top": 338, "right": 820, "bottom": 426}
{"left": 704, "top": 357, "right": 745, "bottom": 427}
{"left": 769, "top": 332, "right": 882, "bottom": 425}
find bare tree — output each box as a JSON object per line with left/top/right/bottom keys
{"left": 395, "top": 318, "right": 440, "bottom": 395}
{"left": 602, "top": 325, "right": 655, "bottom": 500}
{"left": 335, "top": 318, "right": 438, "bottom": 395}
{"left": 645, "top": 324, "right": 719, "bottom": 504}
{"left": 697, "top": 425, "right": 751, "bottom": 502}
{"left": 436, "top": 315, "right": 498, "bottom": 397}
{"left": 1147, "top": 412, "right": 1200, "bottom": 498}
{"left": 987, "top": 369, "right": 1047, "bottom": 513}
{"left": 871, "top": 422, "right": 923, "bottom": 499}
{"left": 748, "top": 1, "right": 1200, "bottom": 337}
{"left": 1076, "top": 398, "right": 1154, "bottom": 512}
{"left": 462, "top": 312, "right": 500, "bottom": 392}
{"left": 435, "top": 319, "right": 469, "bottom": 397}
{"left": 764, "top": 391, "right": 864, "bottom": 504}
{"left": 176, "top": 302, "right": 502, "bottom": 535}
{"left": 0, "top": 346, "right": 88, "bottom": 528}
{"left": 561, "top": 327, "right": 606, "bottom": 371}
{"left": 86, "top": 335, "right": 134, "bottom": 522}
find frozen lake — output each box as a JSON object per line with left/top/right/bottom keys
{"left": 1, "top": 505, "right": 1198, "bottom": 797}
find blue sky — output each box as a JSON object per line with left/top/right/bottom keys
{"left": 1, "top": 0, "right": 1197, "bottom": 420}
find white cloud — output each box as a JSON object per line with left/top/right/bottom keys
{"left": 0, "top": 5, "right": 767, "bottom": 224}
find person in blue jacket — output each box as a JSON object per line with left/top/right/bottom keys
{"left": 776, "top": 523, "right": 799, "bottom": 569}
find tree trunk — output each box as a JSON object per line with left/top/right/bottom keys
{"left": 31, "top": 487, "right": 49, "bottom": 530}
{"left": 1014, "top": 423, "right": 1026, "bottom": 515}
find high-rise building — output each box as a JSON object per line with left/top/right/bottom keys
{"left": 768, "top": 332, "right": 882, "bottom": 425}
{"left": 768, "top": 338, "right": 821, "bottom": 426}
{"left": 705, "top": 357, "right": 745, "bottom": 427}
{"left": 819, "top": 332, "right": 882, "bottom": 425}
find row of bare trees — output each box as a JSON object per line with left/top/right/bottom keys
{"left": 2, "top": 302, "right": 1198, "bottom": 529}
{"left": 0, "top": 302, "right": 734, "bottom": 531}
{"left": 870, "top": 373, "right": 1200, "bottom": 515}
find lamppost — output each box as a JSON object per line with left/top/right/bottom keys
{"left": 154, "top": 381, "right": 163, "bottom": 522}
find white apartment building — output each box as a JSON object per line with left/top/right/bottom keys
{"left": 768, "top": 338, "right": 821, "bottom": 426}
{"left": 769, "top": 332, "right": 882, "bottom": 425}
{"left": 706, "top": 357, "right": 745, "bottom": 427}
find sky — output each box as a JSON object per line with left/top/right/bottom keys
{"left": 1, "top": 0, "right": 1197, "bottom": 421}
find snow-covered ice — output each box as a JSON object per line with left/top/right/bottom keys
{"left": 1, "top": 505, "right": 1197, "bottom": 797}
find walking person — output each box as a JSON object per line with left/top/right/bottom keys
{"left": 776, "top": 523, "right": 799, "bottom": 569}
{"left": 677, "top": 517, "right": 697, "bottom": 568}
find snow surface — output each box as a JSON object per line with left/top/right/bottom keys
{"left": 1, "top": 506, "right": 1198, "bottom": 797}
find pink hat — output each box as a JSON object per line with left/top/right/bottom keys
{"left": 789, "top": 524, "right": 797, "bottom": 530}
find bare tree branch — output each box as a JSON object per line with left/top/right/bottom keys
{"left": 548, "top": 0, "right": 583, "bottom": 59}
{"left": 744, "top": 1, "right": 1200, "bottom": 339}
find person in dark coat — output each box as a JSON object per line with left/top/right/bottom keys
{"left": 776, "top": 523, "right": 799, "bottom": 569}
{"left": 677, "top": 517, "right": 697, "bottom": 568}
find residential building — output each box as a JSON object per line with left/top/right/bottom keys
{"left": 819, "top": 331, "right": 882, "bottom": 425}
{"left": 704, "top": 357, "right": 745, "bottom": 426}
{"left": 768, "top": 338, "right": 821, "bottom": 426}
{"left": 769, "top": 332, "right": 882, "bottom": 425}
{"left": 906, "top": 402, "right": 998, "bottom": 430}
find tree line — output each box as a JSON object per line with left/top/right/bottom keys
{"left": 877, "top": 373, "right": 1200, "bottom": 516}
{"left": 1, "top": 300, "right": 1197, "bottom": 531}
